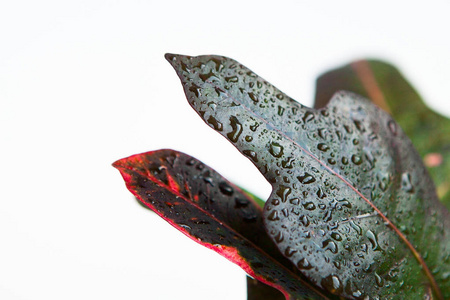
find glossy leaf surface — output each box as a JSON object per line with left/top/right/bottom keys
{"left": 113, "top": 149, "right": 330, "bottom": 300}
{"left": 167, "top": 54, "right": 450, "bottom": 299}
{"left": 315, "top": 60, "right": 450, "bottom": 208}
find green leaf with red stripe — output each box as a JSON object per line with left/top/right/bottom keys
{"left": 315, "top": 60, "right": 450, "bottom": 208}
{"left": 166, "top": 54, "right": 450, "bottom": 299}
{"left": 113, "top": 149, "right": 332, "bottom": 300}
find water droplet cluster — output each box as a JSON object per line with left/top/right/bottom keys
{"left": 167, "top": 54, "right": 450, "bottom": 299}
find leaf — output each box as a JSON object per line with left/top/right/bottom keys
{"left": 166, "top": 54, "right": 450, "bottom": 299}
{"left": 247, "top": 276, "right": 285, "bottom": 300}
{"left": 113, "top": 149, "right": 331, "bottom": 300}
{"left": 315, "top": 59, "right": 450, "bottom": 208}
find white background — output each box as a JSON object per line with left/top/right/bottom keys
{"left": 1, "top": 1, "right": 449, "bottom": 299}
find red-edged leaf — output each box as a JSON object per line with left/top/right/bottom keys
{"left": 113, "top": 149, "right": 332, "bottom": 300}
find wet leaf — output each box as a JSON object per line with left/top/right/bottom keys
{"left": 113, "top": 149, "right": 330, "bottom": 300}
{"left": 315, "top": 60, "right": 450, "bottom": 208}
{"left": 247, "top": 276, "right": 285, "bottom": 300}
{"left": 167, "top": 54, "right": 450, "bottom": 299}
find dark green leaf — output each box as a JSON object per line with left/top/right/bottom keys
{"left": 113, "top": 149, "right": 330, "bottom": 300}
{"left": 247, "top": 276, "right": 285, "bottom": 300}
{"left": 167, "top": 54, "right": 450, "bottom": 299}
{"left": 315, "top": 60, "right": 450, "bottom": 208}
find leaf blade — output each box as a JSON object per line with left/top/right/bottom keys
{"left": 113, "top": 149, "right": 330, "bottom": 300}
{"left": 167, "top": 54, "right": 450, "bottom": 299}
{"left": 315, "top": 59, "right": 450, "bottom": 208}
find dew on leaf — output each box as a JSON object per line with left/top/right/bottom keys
{"left": 342, "top": 157, "right": 349, "bottom": 165}
{"left": 276, "top": 185, "right": 291, "bottom": 202}
{"left": 225, "top": 75, "right": 238, "bottom": 82}
{"left": 243, "top": 150, "right": 258, "bottom": 162}
{"left": 351, "top": 154, "right": 363, "bottom": 165}
{"left": 366, "top": 230, "right": 381, "bottom": 251}
{"left": 297, "top": 172, "right": 316, "bottom": 184}
{"left": 219, "top": 182, "right": 234, "bottom": 196}
{"left": 285, "top": 246, "right": 297, "bottom": 257}
{"left": 227, "top": 116, "right": 243, "bottom": 142}
{"left": 322, "top": 239, "right": 338, "bottom": 254}
{"left": 303, "top": 202, "right": 316, "bottom": 211}
{"left": 321, "top": 274, "right": 343, "bottom": 294}
{"left": 207, "top": 116, "right": 223, "bottom": 131}
{"left": 297, "top": 257, "right": 313, "bottom": 270}
{"left": 269, "top": 142, "right": 284, "bottom": 158}
{"left": 318, "top": 143, "right": 330, "bottom": 152}
{"left": 300, "top": 215, "right": 310, "bottom": 227}
{"left": 302, "top": 111, "right": 315, "bottom": 123}
{"left": 267, "top": 210, "right": 280, "bottom": 221}
{"left": 350, "top": 221, "right": 363, "bottom": 235}
{"left": 331, "top": 232, "right": 343, "bottom": 241}
{"left": 401, "top": 172, "right": 414, "bottom": 193}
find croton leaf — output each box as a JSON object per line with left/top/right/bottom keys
{"left": 166, "top": 54, "right": 450, "bottom": 299}
{"left": 315, "top": 60, "right": 450, "bottom": 208}
{"left": 113, "top": 149, "right": 332, "bottom": 300}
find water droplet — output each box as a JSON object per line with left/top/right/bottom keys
{"left": 234, "top": 197, "right": 249, "bottom": 208}
{"left": 243, "top": 150, "right": 258, "bottom": 162}
{"left": 300, "top": 215, "right": 310, "bottom": 227}
{"left": 207, "top": 116, "right": 223, "bottom": 131}
{"left": 277, "top": 106, "right": 285, "bottom": 116}
{"left": 199, "top": 70, "right": 217, "bottom": 82}
{"left": 331, "top": 232, "right": 343, "bottom": 241}
{"left": 322, "top": 239, "right": 338, "bottom": 253}
{"left": 318, "top": 128, "right": 327, "bottom": 139}
{"left": 350, "top": 221, "right": 362, "bottom": 235}
{"left": 318, "top": 143, "right": 329, "bottom": 152}
{"left": 297, "top": 172, "right": 316, "bottom": 184}
{"left": 342, "top": 157, "right": 349, "bottom": 165}
{"left": 189, "top": 83, "right": 202, "bottom": 97}
{"left": 276, "top": 185, "right": 291, "bottom": 202}
{"left": 290, "top": 198, "right": 300, "bottom": 205}
{"left": 179, "top": 224, "right": 192, "bottom": 230}
{"left": 281, "top": 157, "right": 294, "bottom": 169}
{"left": 225, "top": 76, "right": 238, "bottom": 82}
{"left": 351, "top": 155, "right": 363, "bottom": 165}
{"left": 219, "top": 182, "right": 234, "bottom": 196}
{"left": 303, "top": 202, "right": 316, "bottom": 211}
{"left": 267, "top": 210, "right": 280, "bottom": 221}
{"left": 321, "top": 275, "right": 343, "bottom": 294}
{"left": 227, "top": 116, "right": 243, "bottom": 142}
{"left": 250, "top": 122, "right": 259, "bottom": 132}
{"left": 328, "top": 158, "right": 336, "bottom": 165}
{"left": 297, "top": 258, "right": 313, "bottom": 270}
{"left": 302, "top": 111, "right": 315, "bottom": 123}
{"left": 285, "top": 246, "right": 297, "bottom": 257}
{"left": 366, "top": 230, "right": 381, "bottom": 251}
{"left": 245, "top": 135, "right": 253, "bottom": 142}
{"left": 375, "top": 272, "right": 384, "bottom": 287}
{"left": 353, "top": 290, "right": 363, "bottom": 298}
{"left": 338, "top": 199, "right": 352, "bottom": 208}
{"left": 353, "top": 120, "right": 365, "bottom": 132}
{"left": 401, "top": 172, "right": 414, "bottom": 193}
{"left": 316, "top": 188, "right": 327, "bottom": 199}
{"left": 269, "top": 142, "right": 284, "bottom": 158}
{"left": 344, "top": 125, "right": 353, "bottom": 134}
{"left": 248, "top": 92, "right": 258, "bottom": 103}
{"left": 387, "top": 119, "right": 397, "bottom": 135}
{"left": 274, "top": 231, "right": 284, "bottom": 243}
